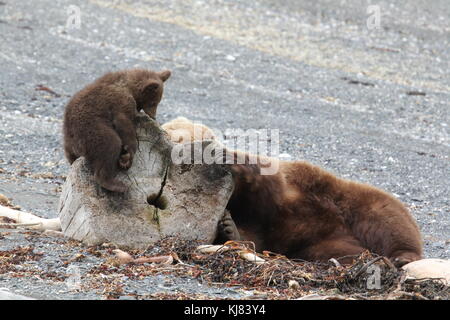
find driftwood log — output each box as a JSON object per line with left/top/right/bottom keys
{"left": 58, "top": 115, "right": 234, "bottom": 249}
{"left": 0, "top": 204, "right": 61, "bottom": 231}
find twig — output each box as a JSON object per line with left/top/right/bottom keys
{"left": 351, "top": 294, "right": 369, "bottom": 300}
{"left": 329, "top": 258, "right": 342, "bottom": 268}
{"left": 388, "top": 291, "right": 429, "bottom": 300}
{"left": 336, "top": 254, "right": 360, "bottom": 263}
{"left": 0, "top": 222, "right": 42, "bottom": 228}
{"left": 354, "top": 256, "right": 384, "bottom": 279}
{"left": 381, "top": 256, "right": 396, "bottom": 270}
{"left": 406, "top": 277, "right": 448, "bottom": 285}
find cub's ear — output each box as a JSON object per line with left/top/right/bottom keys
{"left": 142, "top": 80, "right": 160, "bottom": 94}
{"left": 158, "top": 70, "right": 171, "bottom": 82}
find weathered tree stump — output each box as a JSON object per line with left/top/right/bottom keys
{"left": 58, "top": 115, "right": 234, "bottom": 249}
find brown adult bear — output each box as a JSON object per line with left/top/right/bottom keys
{"left": 162, "top": 118, "right": 423, "bottom": 267}
{"left": 64, "top": 69, "right": 171, "bottom": 192}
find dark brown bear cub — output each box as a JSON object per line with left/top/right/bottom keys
{"left": 63, "top": 69, "right": 171, "bottom": 192}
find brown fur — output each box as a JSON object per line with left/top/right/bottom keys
{"left": 63, "top": 69, "right": 171, "bottom": 192}
{"left": 227, "top": 158, "right": 422, "bottom": 266}
{"left": 163, "top": 118, "right": 423, "bottom": 267}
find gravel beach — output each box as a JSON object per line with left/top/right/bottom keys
{"left": 0, "top": 0, "right": 448, "bottom": 299}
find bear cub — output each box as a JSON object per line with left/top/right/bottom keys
{"left": 63, "top": 69, "right": 171, "bottom": 192}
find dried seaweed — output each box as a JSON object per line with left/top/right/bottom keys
{"left": 138, "top": 237, "right": 449, "bottom": 300}
{"left": 2, "top": 236, "right": 448, "bottom": 300}
{"left": 0, "top": 246, "right": 43, "bottom": 273}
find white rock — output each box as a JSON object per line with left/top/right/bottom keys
{"left": 402, "top": 259, "right": 450, "bottom": 285}
{"left": 225, "top": 54, "right": 236, "bottom": 61}
{"left": 279, "top": 153, "right": 292, "bottom": 160}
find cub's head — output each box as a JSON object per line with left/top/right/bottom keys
{"left": 162, "top": 117, "right": 217, "bottom": 144}
{"left": 126, "top": 69, "right": 171, "bottom": 118}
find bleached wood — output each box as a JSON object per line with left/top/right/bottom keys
{"left": 0, "top": 204, "right": 61, "bottom": 231}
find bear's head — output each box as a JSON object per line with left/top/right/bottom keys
{"left": 126, "top": 69, "right": 171, "bottom": 119}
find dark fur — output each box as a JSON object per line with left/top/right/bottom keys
{"left": 224, "top": 152, "right": 423, "bottom": 267}
{"left": 63, "top": 69, "right": 171, "bottom": 192}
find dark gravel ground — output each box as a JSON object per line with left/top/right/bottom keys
{"left": 0, "top": 0, "right": 448, "bottom": 299}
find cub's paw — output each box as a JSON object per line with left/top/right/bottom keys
{"left": 119, "top": 145, "right": 134, "bottom": 170}
{"left": 218, "top": 210, "right": 240, "bottom": 241}
{"left": 391, "top": 252, "right": 421, "bottom": 268}
{"left": 99, "top": 179, "right": 128, "bottom": 193}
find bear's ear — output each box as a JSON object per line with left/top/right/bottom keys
{"left": 158, "top": 70, "right": 171, "bottom": 82}
{"left": 142, "top": 80, "right": 160, "bottom": 94}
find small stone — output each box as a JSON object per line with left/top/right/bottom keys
{"left": 0, "top": 193, "right": 11, "bottom": 206}
{"left": 288, "top": 280, "right": 300, "bottom": 290}
{"left": 225, "top": 54, "right": 236, "bottom": 61}
{"left": 402, "top": 259, "right": 450, "bottom": 285}
{"left": 44, "top": 161, "right": 56, "bottom": 167}
{"left": 279, "top": 153, "right": 292, "bottom": 160}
